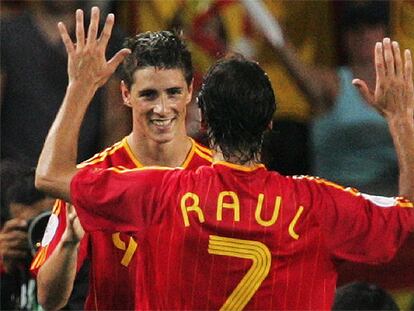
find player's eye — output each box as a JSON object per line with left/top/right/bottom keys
{"left": 139, "top": 90, "right": 157, "bottom": 100}
{"left": 167, "top": 88, "right": 182, "bottom": 96}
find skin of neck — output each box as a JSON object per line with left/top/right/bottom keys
{"left": 212, "top": 145, "right": 262, "bottom": 168}
{"left": 127, "top": 128, "right": 192, "bottom": 168}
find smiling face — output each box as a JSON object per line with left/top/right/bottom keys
{"left": 122, "top": 67, "right": 193, "bottom": 144}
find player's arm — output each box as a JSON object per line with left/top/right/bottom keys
{"left": 35, "top": 7, "right": 130, "bottom": 202}
{"left": 303, "top": 39, "right": 414, "bottom": 263}
{"left": 36, "top": 203, "right": 85, "bottom": 311}
{"left": 353, "top": 38, "right": 414, "bottom": 202}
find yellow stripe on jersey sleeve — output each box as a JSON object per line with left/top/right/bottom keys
{"left": 107, "top": 165, "right": 180, "bottom": 174}
{"left": 77, "top": 139, "right": 125, "bottom": 169}
{"left": 293, "top": 175, "right": 360, "bottom": 196}
{"left": 396, "top": 197, "right": 414, "bottom": 208}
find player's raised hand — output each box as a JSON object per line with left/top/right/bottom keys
{"left": 58, "top": 7, "right": 131, "bottom": 89}
{"left": 353, "top": 38, "right": 413, "bottom": 120}
{"left": 61, "top": 204, "right": 84, "bottom": 244}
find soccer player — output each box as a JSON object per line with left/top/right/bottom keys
{"left": 30, "top": 7, "right": 211, "bottom": 310}
{"left": 36, "top": 6, "right": 414, "bottom": 311}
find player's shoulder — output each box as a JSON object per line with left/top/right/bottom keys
{"left": 186, "top": 139, "right": 213, "bottom": 167}
{"left": 77, "top": 138, "right": 128, "bottom": 169}
{"left": 291, "top": 175, "right": 360, "bottom": 195}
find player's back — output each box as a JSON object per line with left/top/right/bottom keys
{"left": 138, "top": 162, "right": 337, "bottom": 310}
{"left": 73, "top": 160, "right": 414, "bottom": 310}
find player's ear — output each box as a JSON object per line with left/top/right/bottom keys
{"left": 267, "top": 120, "right": 273, "bottom": 131}
{"left": 186, "top": 79, "right": 194, "bottom": 106}
{"left": 121, "top": 80, "right": 132, "bottom": 108}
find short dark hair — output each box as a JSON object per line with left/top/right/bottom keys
{"left": 197, "top": 54, "right": 276, "bottom": 164}
{"left": 341, "top": 1, "right": 389, "bottom": 33}
{"left": 332, "top": 282, "right": 399, "bottom": 311}
{"left": 121, "top": 30, "right": 193, "bottom": 88}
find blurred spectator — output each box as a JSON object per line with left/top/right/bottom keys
{"left": 390, "top": 0, "right": 414, "bottom": 53}
{"left": 115, "top": 0, "right": 336, "bottom": 171}
{"left": 310, "top": 1, "right": 398, "bottom": 196}
{"left": 332, "top": 282, "right": 400, "bottom": 310}
{"left": 0, "top": 0, "right": 130, "bottom": 168}
{"left": 0, "top": 160, "right": 54, "bottom": 310}
{"left": 246, "top": 0, "right": 336, "bottom": 175}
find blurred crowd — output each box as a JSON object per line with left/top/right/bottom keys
{"left": 1, "top": 0, "right": 413, "bottom": 310}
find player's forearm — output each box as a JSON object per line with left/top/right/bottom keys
{"left": 388, "top": 115, "right": 414, "bottom": 202}
{"left": 37, "top": 240, "right": 80, "bottom": 311}
{"left": 36, "top": 82, "right": 97, "bottom": 202}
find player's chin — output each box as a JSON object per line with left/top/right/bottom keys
{"left": 150, "top": 131, "right": 176, "bottom": 144}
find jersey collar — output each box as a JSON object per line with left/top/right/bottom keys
{"left": 212, "top": 161, "right": 267, "bottom": 172}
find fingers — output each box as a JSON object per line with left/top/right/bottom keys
{"left": 404, "top": 49, "right": 413, "bottom": 91}
{"left": 392, "top": 41, "right": 403, "bottom": 78}
{"left": 87, "top": 6, "right": 100, "bottom": 45}
{"left": 107, "top": 48, "right": 131, "bottom": 73}
{"left": 352, "top": 79, "right": 373, "bottom": 105}
{"left": 383, "top": 38, "right": 395, "bottom": 77}
{"left": 76, "top": 9, "right": 85, "bottom": 50}
{"left": 58, "top": 22, "right": 75, "bottom": 55}
{"left": 1, "top": 218, "right": 27, "bottom": 232}
{"left": 375, "top": 42, "right": 385, "bottom": 83}
{"left": 98, "top": 13, "right": 115, "bottom": 50}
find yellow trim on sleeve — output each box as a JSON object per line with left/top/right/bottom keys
{"left": 397, "top": 197, "right": 414, "bottom": 208}
{"left": 77, "top": 139, "right": 126, "bottom": 168}
{"left": 107, "top": 165, "right": 180, "bottom": 174}
{"left": 294, "top": 175, "right": 360, "bottom": 196}
{"left": 51, "top": 200, "right": 60, "bottom": 214}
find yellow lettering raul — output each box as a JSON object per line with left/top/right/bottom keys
{"left": 255, "top": 194, "right": 281, "bottom": 227}
{"left": 217, "top": 191, "right": 240, "bottom": 222}
{"left": 288, "top": 206, "right": 304, "bottom": 240}
{"left": 180, "top": 192, "right": 205, "bottom": 227}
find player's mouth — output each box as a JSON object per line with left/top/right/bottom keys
{"left": 150, "top": 117, "right": 176, "bottom": 131}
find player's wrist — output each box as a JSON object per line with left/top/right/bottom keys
{"left": 66, "top": 81, "right": 97, "bottom": 100}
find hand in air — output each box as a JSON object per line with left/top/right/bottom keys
{"left": 58, "top": 7, "right": 131, "bottom": 88}
{"left": 353, "top": 38, "right": 413, "bottom": 120}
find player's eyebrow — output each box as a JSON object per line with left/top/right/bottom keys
{"left": 138, "top": 88, "right": 157, "bottom": 97}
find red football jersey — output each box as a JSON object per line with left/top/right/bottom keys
{"left": 31, "top": 137, "right": 212, "bottom": 310}
{"left": 72, "top": 161, "right": 414, "bottom": 310}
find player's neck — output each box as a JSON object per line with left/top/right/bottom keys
{"left": 212, "top": 150, "right": 261, "bottom": 168}
{"left": 127, "top": 133, "right": 192, "bottom": 168}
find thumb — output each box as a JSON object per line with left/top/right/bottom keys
{"left": 108, "top": 48, "right": 131, "bottom": 73}
{"left": 352, "top": 79, "right": 373, "bottom": 105}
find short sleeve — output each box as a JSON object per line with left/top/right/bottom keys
{"left": 30, "top": 200, "right": 88, "bottom": 275}
{"left": 295, "top": 176, "right": 414, "bottom": 264}
{"left": 71, "top": 166, "right": 165, "bottom": 234}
